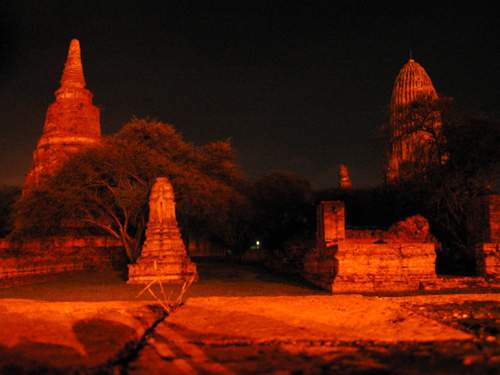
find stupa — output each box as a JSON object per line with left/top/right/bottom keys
{"left": 23, "top": 39, "right": 101, "bottom": 192}
{"left": 128, "top": 177, "right": 198, "bottom": 283}
{"left": 338, "top": 164, "right": 352, "bottom": 189}
{"left": 385, "top": 58, "right": 441, "bottom": 183}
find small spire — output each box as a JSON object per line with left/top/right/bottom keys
{"left": 409, "top": 48, "right": 413, "bottom": 61}
{"left": 60, "top": 39, "right": 86, "bottom": 88}
{"left": 338, "top": 164, "right": 353, "bottom": 189}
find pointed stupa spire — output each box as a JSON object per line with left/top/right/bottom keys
{"left": 60, "top": 39, "right": 86, "bottom": 89}
{"left": 338, "top": 164, "right": 353, "bottom": 189}
{"left": 23, "top": 39, "right": 100, "bottom": 192}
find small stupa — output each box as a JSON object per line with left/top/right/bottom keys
{"left": 338, "top": 164, "right": 352, "bottom": 189}
{"left": 128, "top": 177, "right": 198, "bottom": 283}
{"left": 23, "top": 39, "right": 101, "bottom": 192}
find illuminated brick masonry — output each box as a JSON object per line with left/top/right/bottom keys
{"left": 305, "top": 201, "right": 439, "bottom": 292}
{"left": 385, "top": 58, "right": 441, "bottom": 183}
{"left": 23, "top": 39, "right": 101, "bottom": 192}
{"left": 477, "top": 194, "right": 500, "bottom": 280}
{"left": 128, "top": 177, "right": 197, "bottom": 283}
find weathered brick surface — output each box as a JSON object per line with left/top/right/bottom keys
{"left": 476, "top": 243, "right": 500, "bottom": 280}
{"left": 303, "top": 247, "right": 336, "bottom": 290}
{"left": 385, "top": 58, "right": 440, "bottom": 184}
{"left": 346, "top": 215, "right": 434, "bottom": 244}
{"left": 0, "top": 236, "right": 126, "bottom": 287}
{"left": 485, "top": 194, "right": 500, "bottom": 243}
{"left": 332, "top": 242, "right": 437, "bottom": 292}
{"left": 303, "top": 242, "right": 438, "bottom": 293}
{"left": 316, "top": 201, "right": 345, "bottom": 249}
{"left": 128, "top": 177, "right": 197, "bottom": 283}
{"left": 23, "top": 39, "right": 101, "bottom": 191}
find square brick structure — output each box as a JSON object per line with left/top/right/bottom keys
{"left": 305, "top": 201, "right": 438, "bottom": 292}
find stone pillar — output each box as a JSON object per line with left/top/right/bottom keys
{"left": 128, "top": 177, "right": 197, "bottom": 283}
{"left": 316, "top": 201, "right": 345, "bottom": 249}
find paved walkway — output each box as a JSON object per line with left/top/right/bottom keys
{"left": 0, "top": 259, "right": 498, "bottom": 374}
{"left": 128, "top": 294, "right": 499, "bottom": 374}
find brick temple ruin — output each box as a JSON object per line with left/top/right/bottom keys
{"left": 258, "top": 57, "right": 499, "bottom": 293}
{"left": 23, "top": 39, "right": 101, "bottom": 193}
{"left": 1, "top": 40, "right": 197, "bottom": 287}
{"left": 0, "top": 41, "right": 498, "bottom": 292}
{"left": 304, "top": 201, "right": 438, "bottom": 292}
{"left": 301, "top": 198, "right": 500, "bottom": 293}
{"left": 385, "top": 58, "right": 442, "bottom": 184}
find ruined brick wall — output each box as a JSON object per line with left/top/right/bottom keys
{"left": 476, "top": 243, "right": 500, "bottom": 280}
{"left": 303, "top": 241, "right": 437, "bottom": 293}
{"left": 304, "top": 201, "right": 439, "bottom": 293}
{"left": 331, "top": 242, "right": 437, "bottom": 292}
{"left": 295, "top": 198, "right": 499, "bottom": 293}
{"left": 486, "top": 194, "right": 500, "bottom": 243}
{"left": 316, "top": 201, "right": 345, "bottom": 249}
{"left": 0, "top": 236, "right": 126, "bottom": 287}
{"left": 303, "top": 247, "right": 336, "bottom": 290}
{"left": 473, "top": 195, "right": 500, "bottom": 280}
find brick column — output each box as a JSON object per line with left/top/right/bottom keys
{"left": 316, "top": 201, "right": 345, "bottom": 249}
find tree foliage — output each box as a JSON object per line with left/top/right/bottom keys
{"left": 386, "top": 99, "right": 500, "bottom": 271}
{"left": 14, "top": 118, "right": 249, "bottom": 261}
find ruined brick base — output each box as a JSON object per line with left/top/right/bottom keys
{"left": 127, "top": 256, "right": 197, "bottom": 284}
{"left": 0, "top": 236, "right": 126, "bottom": 288}
{"left": 304, "top": 242, "right": 439, "bottom": 293}
{"left": 303, "top": 241, "right": 500, "bottom": 293}
{"left": 476, "top": 242, "right": 500, "bottom": 283}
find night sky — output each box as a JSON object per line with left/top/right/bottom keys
{"left": 0, "top": 1, "right": 498, "bottom": 189}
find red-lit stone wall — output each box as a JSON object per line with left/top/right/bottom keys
{"left": 476, "top": 243, "right": 499, "bottom": 280}
{"left": 475, "top": 194, "right": 500, "bottom": 280}
{"left": 316, "top": 201, "right": 345, "bottom": 249}
{"left": 305, "top": 201, "right": 439, "bottom": 292}
{"left": 486, "top": 194, "right": 500, "bottom": 243}
{"left": 0, "top": 236, "right": 126, "bottom": 287}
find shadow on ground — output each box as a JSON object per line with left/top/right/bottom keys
{"left": 0, "top": 318, "right": 139, "bottom": 373}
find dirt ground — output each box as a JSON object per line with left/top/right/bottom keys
{"left": 0, "top": 259, "right": 498, "bottom": 374}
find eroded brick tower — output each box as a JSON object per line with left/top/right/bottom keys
{"left": 23, "top": 39, "right": 101, "bottom": 192}
{"left": 385, "top": 58, "right": 440, "bottom": 183}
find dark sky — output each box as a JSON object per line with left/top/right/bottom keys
{"left": 0, "top": 1, "right": 499, "bottom": 189}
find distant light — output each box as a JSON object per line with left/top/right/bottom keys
{"left": 256, "top": 240, "right": 260, "bottom": 246}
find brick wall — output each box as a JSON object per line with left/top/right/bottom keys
{"left": 476, "top": 243, "right": 500, "bottom": 280}
{"left": 316, "top": 201, "right": 345, "bottom": 249}
{"left": 486, "top": 194, "right": 500, "bottom": 243}
{"left": 304, "top": 201, "right": 439, "bottom": 292}
{"left": 0, "top": 235, "right": 127, "bottom": 287}
{"left": 333, "top": 242, "right": 437, "bottom": 292}
{"left": 303, "top": 242, "right": 437, "bottom": 293}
